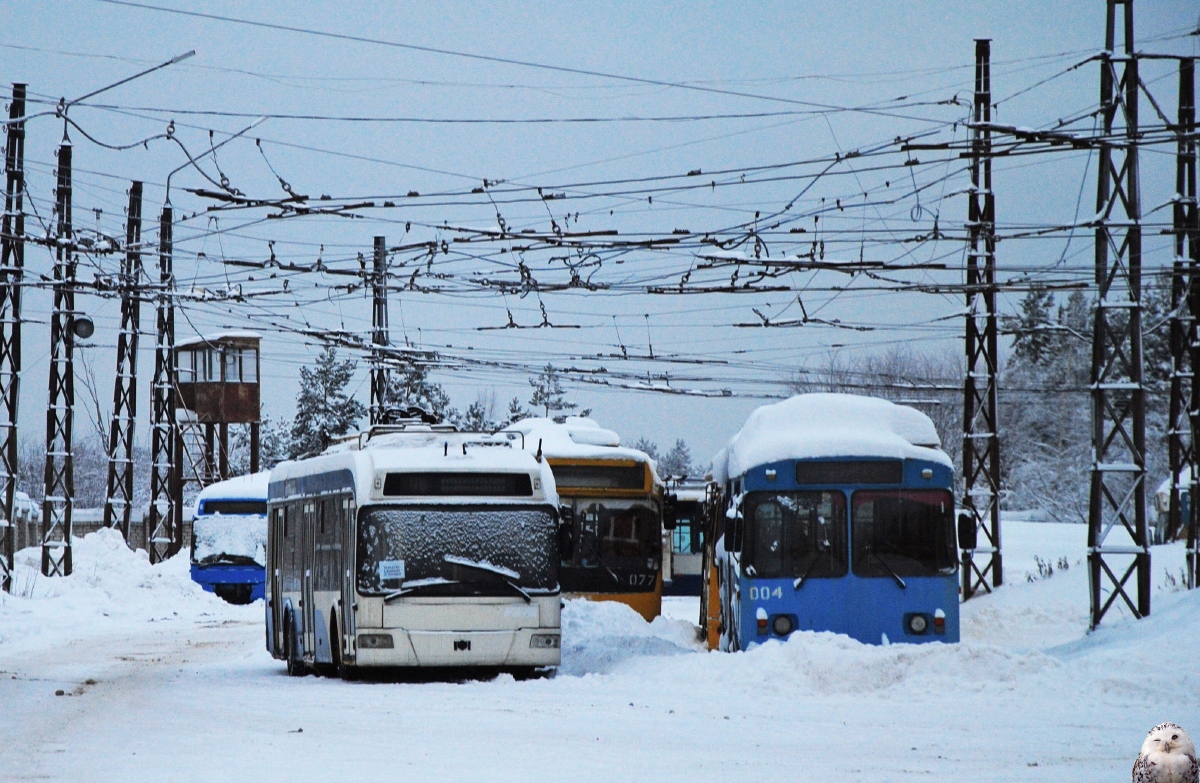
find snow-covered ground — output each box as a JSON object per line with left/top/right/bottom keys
{"left": 2, "top": 523, "right": 1197, "bottom": 782}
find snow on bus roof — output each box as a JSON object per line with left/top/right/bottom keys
{"left": 195, "top": 471, "right": 270, "bottom": 502}
{"left": 713, "top": 393, "right": 951, "bottom": 484}
{"left": 502, "top": 417, "right": 656, "bottom": 466}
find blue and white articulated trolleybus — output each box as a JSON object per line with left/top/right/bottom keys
{"left": 190, "top": 471, "right": 269, "bottom": 604}
{"left": 704, "top": 394, "right": 959, "bottom": 649}
{"left": 265, "top": 424, "right": 563, "bottom": 678}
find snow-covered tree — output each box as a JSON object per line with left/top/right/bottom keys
{"left": 231, "top": 415, "right": 291, "bottom": 473}
{"left": 502, "top": 396, "right": 529, "bottom": 427}
{"left": 528, "top": 364, "right": 577, "bottom": 419}
{"left": 658, "top": 439, "right": 695, "bottom": 478}
{"left": 385, "top": 362, "right": 456, "bottom": 422}
{"left": 631, "top": 437, "right": 659, "bottom": 461}
{"left": 289, "top": 346, "right": 366, "bottom": 458}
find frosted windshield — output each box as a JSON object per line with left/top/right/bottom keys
{"left": 356, "top": 505, "right": 558, "bottom": 594}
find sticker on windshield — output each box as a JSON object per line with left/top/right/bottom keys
{"left": 378, "top": 559, "right": 405, "bottom": 581}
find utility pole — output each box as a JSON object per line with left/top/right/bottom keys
{"left": 0, "top": 84, "right": 25, "bottom": 592}
{"left": 1088, "top": 0, "right": 1149, "bottom": 627}
{"left": 41, "top": 133, "right": 76, "bottom": 577}
{"left": 1178, "top": 58, "right": 1200, "bottom": 589}
{"left": 961, "top": 39, "right": 1002, "bottom": 600}
{"left": 1169, "top": 59, "right": 1197, "bottom": 548}
{"left": 102, "top": 181, "right": 142, "bottom": 540}
{"left": 370, "top": 235, "right": 389, "bottom": 424}
{"left": 148, "top": 204, "right": 177, "bottom": 563}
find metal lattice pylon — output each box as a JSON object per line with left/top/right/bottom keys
{"left": 369, "top": 235, "right": 389, "bottom": 424}
{"left": 148, "top": 205, "right": 177, "bottom": 563}
{"left": 102, "top": 181, "right": 142, "bottom": 539}
{"left": 41, "top": 136, "right": 76, "bottom": 577}
{"left": 961, "top": 39, "right": 1002, "bottom": 600}
{"left": 0, "top": 84, "right": 25, "bottom": 592}
{"left": 1087, "top": 0, "right": 1149, "bottom": 628}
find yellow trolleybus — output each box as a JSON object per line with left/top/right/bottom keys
{"left": 504, "top": 418, "right": 665, "bottom": 621}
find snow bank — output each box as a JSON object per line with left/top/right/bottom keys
{"left": 714, "top": 393, "right": 951, "bottom": 483}
{"left": 559, "top": 598, "right": 703, "bottom": 676}
{"left": 0, "top": 528, "right": 246, "bottom": 658}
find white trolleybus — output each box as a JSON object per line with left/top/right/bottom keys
{"left": 265, "top": 424, "right": 563, "bottom": 678}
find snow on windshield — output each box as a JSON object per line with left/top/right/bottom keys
{"left": 357, "top": 506, "right": 557, "bottom": 594}
{"left": 191, "top": 514, "right": 266, "bottom": 566}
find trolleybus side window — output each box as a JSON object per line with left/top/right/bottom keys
{"left": 851, "top": 489, "right": 956, "bottom": 577}
{"left": 742, "top": 491, "right": 847, "bottom": 579}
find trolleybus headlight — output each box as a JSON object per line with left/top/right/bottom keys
{"left": 771, "top": 615, "right": 794, "bottom": 636}
{"left": 358, "top": 633, "right": 394, "bottom": 649}
{"left": 906, "top": 614, "right": 928, "bottom": 635}
{"left": 529, "top": 634, "right": 560, "bottom": 649}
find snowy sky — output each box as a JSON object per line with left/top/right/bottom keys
{"left": 0, "top": 1, "right": 1197, "bottom": 462}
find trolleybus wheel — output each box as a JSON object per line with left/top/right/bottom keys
{"left": 284, "top": 612, "right": 306, "bottom": 677}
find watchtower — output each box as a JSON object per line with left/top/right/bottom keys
{"left": 173, "top": 332, "right": 262, "bottom": 495}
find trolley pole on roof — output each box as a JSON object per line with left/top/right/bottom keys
{"left": 370, "top": 235, "right": 389, "bottom": 425}
{"left": 0, "top": 84, "right": 25, "bottom": 592}
{"left": 40, "top": 132, "right": 76, "bottom": 577}
{"left": 102, "top": 181, "right": 142, "bottom": 540}
{"left": 148, "top": 203, "right": 178, "bottom": 563}
{"left": 1170, "top": 60, "right": 1198, "bottom": 547}
{"left": 961, "top": 38, "right": 1002, "bottom": 600}
{"left": 1087, "top": 0, "right": 1149, "bottom": 628}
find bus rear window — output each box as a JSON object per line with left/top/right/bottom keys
{"left": 552, "top": 464, "right": 646, "bottom": 491}
{"left": 743, "top": 491, "right": 847, "bottom": 579}
{"left": 384, "top": 472, "right": 533, "bottom": 497}
{"left": 851, "top": 489, "right": 956, "bottom": 578}
{"left": 795, "top": 460, "right": 902, "bottom": 486}
{"left": 200, "top": 500, "right": 267, "bottom": 515}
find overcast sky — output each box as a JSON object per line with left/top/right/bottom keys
{"left": 1, "top": 1, "right": 1197, "bottom": 465}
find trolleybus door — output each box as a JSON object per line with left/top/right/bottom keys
{"left": 302, "top": 500, "right": 316, "bottom": 660}
{"left": 339, "top": 496, "right": 357, "bottom": 662}
{"left": 269, "top": 506, "right": 285, "bottom": 654}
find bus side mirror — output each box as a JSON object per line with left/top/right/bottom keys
{"left": 663, "top": 493, "right": 678, "bottom": 531}
{"left": 957, "top": 512, "right": 977, "bottom": 550}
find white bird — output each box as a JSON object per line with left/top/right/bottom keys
{"left": 1133, "top": 723, "right": 1198, "bottom": 783}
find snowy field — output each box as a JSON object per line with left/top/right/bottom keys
{"left": 2, "top": 522, "right": 1197, "bottom": 782}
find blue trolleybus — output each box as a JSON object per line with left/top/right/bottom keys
{"left": 703, "top": 394, "right": 959, "bottom": 649}
{"left": 190, "top": 471, "right": 269, "bottom": 604}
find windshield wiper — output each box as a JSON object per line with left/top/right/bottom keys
{"left": 866, "top": 548, "right": 906, "bottom": 589}
{"left": 383, "top": 578, "right": 459, "bottom": 603}
{"left": 793, "top": 548, "right": 827, "bottom": 591}
{"left": 445, "top": 556, "right": 532, "bottom": 603}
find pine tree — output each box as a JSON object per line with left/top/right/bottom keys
{"left": 528, "top": 364, "right": 577, "bottom": 420}
{"left": 231, "top": 414, "right": 291, "bottom": 473}
{"left": 289, "top": 346, "right": 366, "bottom": 458}
{"left": 658, "top": 439, "right": 695, "bottom": 478}
{"left": 631, "top": 437, "right": 659, "bottom": 461}
{"left": 385, "top": 362, "right": 456, "bottom": 422}
{"left": 1001, "top": 289, "right": 1056, "bottom": 364}
{"left": 502, "top": 396, "right": 529, "bottom": 427}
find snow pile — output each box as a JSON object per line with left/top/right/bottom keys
{"left": 714, "top": 393, "right": 950, "bottom": 483}
{"left": 0, "top": 528, "right": 245, "bottom": 657}
{"left": 558, "top": 598, "right": 703, "bottom": 676}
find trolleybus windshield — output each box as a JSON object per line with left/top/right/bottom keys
{"left": 356, "top": 504, "right": 559, "bottom": 597}
{"left": 851, "top": 489, "right": 956, "bottom": 577}
{"left": 742, "top": 491, "right": 847, "bottom": 579}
